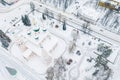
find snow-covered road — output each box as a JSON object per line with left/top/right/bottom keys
{"left": 0, "top": 47, "right": 45, "bottom": 80}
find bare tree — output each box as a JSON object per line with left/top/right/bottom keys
{"left": 30, "top": 2, "right": 35, "bottom": 15}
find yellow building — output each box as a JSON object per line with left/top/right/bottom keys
{"left": 98, "top": 0, "right": 120, "bottom": 10}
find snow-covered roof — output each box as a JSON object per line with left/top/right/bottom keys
{"left": 114, "top": 0, "right": 120, "bottom": 2}
{"left": 101, "top": 0, "right": 120, "bottom": 2}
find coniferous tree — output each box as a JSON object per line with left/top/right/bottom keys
{"left": 42, "top": 13, "right": 46, "bottom": 20}
{"left": 63, "top": 20, "right": 66, "bottom": 30}
{"left": 6, "top": 66, "right": 17, "bottom": 76}
{"left": 21, "top": 15, "right": 31, "bottom": 26}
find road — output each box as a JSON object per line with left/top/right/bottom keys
{"left": 1, "top": 0, "right": 120, "bottom": 45}
{"left": 0, "top": 47, "right": 45, "bottom": 80}
{"left": 0, "top": 1, "right": 120, "bottom": 80}
{"left": 0, "top": 0, "right": 29, "bottom": 13}
{"left": 34, "top": 0, "right": 120, "bottom": 45}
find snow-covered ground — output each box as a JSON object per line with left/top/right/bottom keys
{"left": 0, "top": 0, "right": 120, "bottom": 80}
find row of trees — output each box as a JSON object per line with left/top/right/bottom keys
{"left": 41, "top": 0, "right": 74, "bottom": 11}
{"left": 85, "top": 43, "right": 113, "bottom": 80}
{"left": 0, "top": 30, "right": 11, "bottom": 49}
{"left": 90, "top": 43, "right": 113, "bottom": 80}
